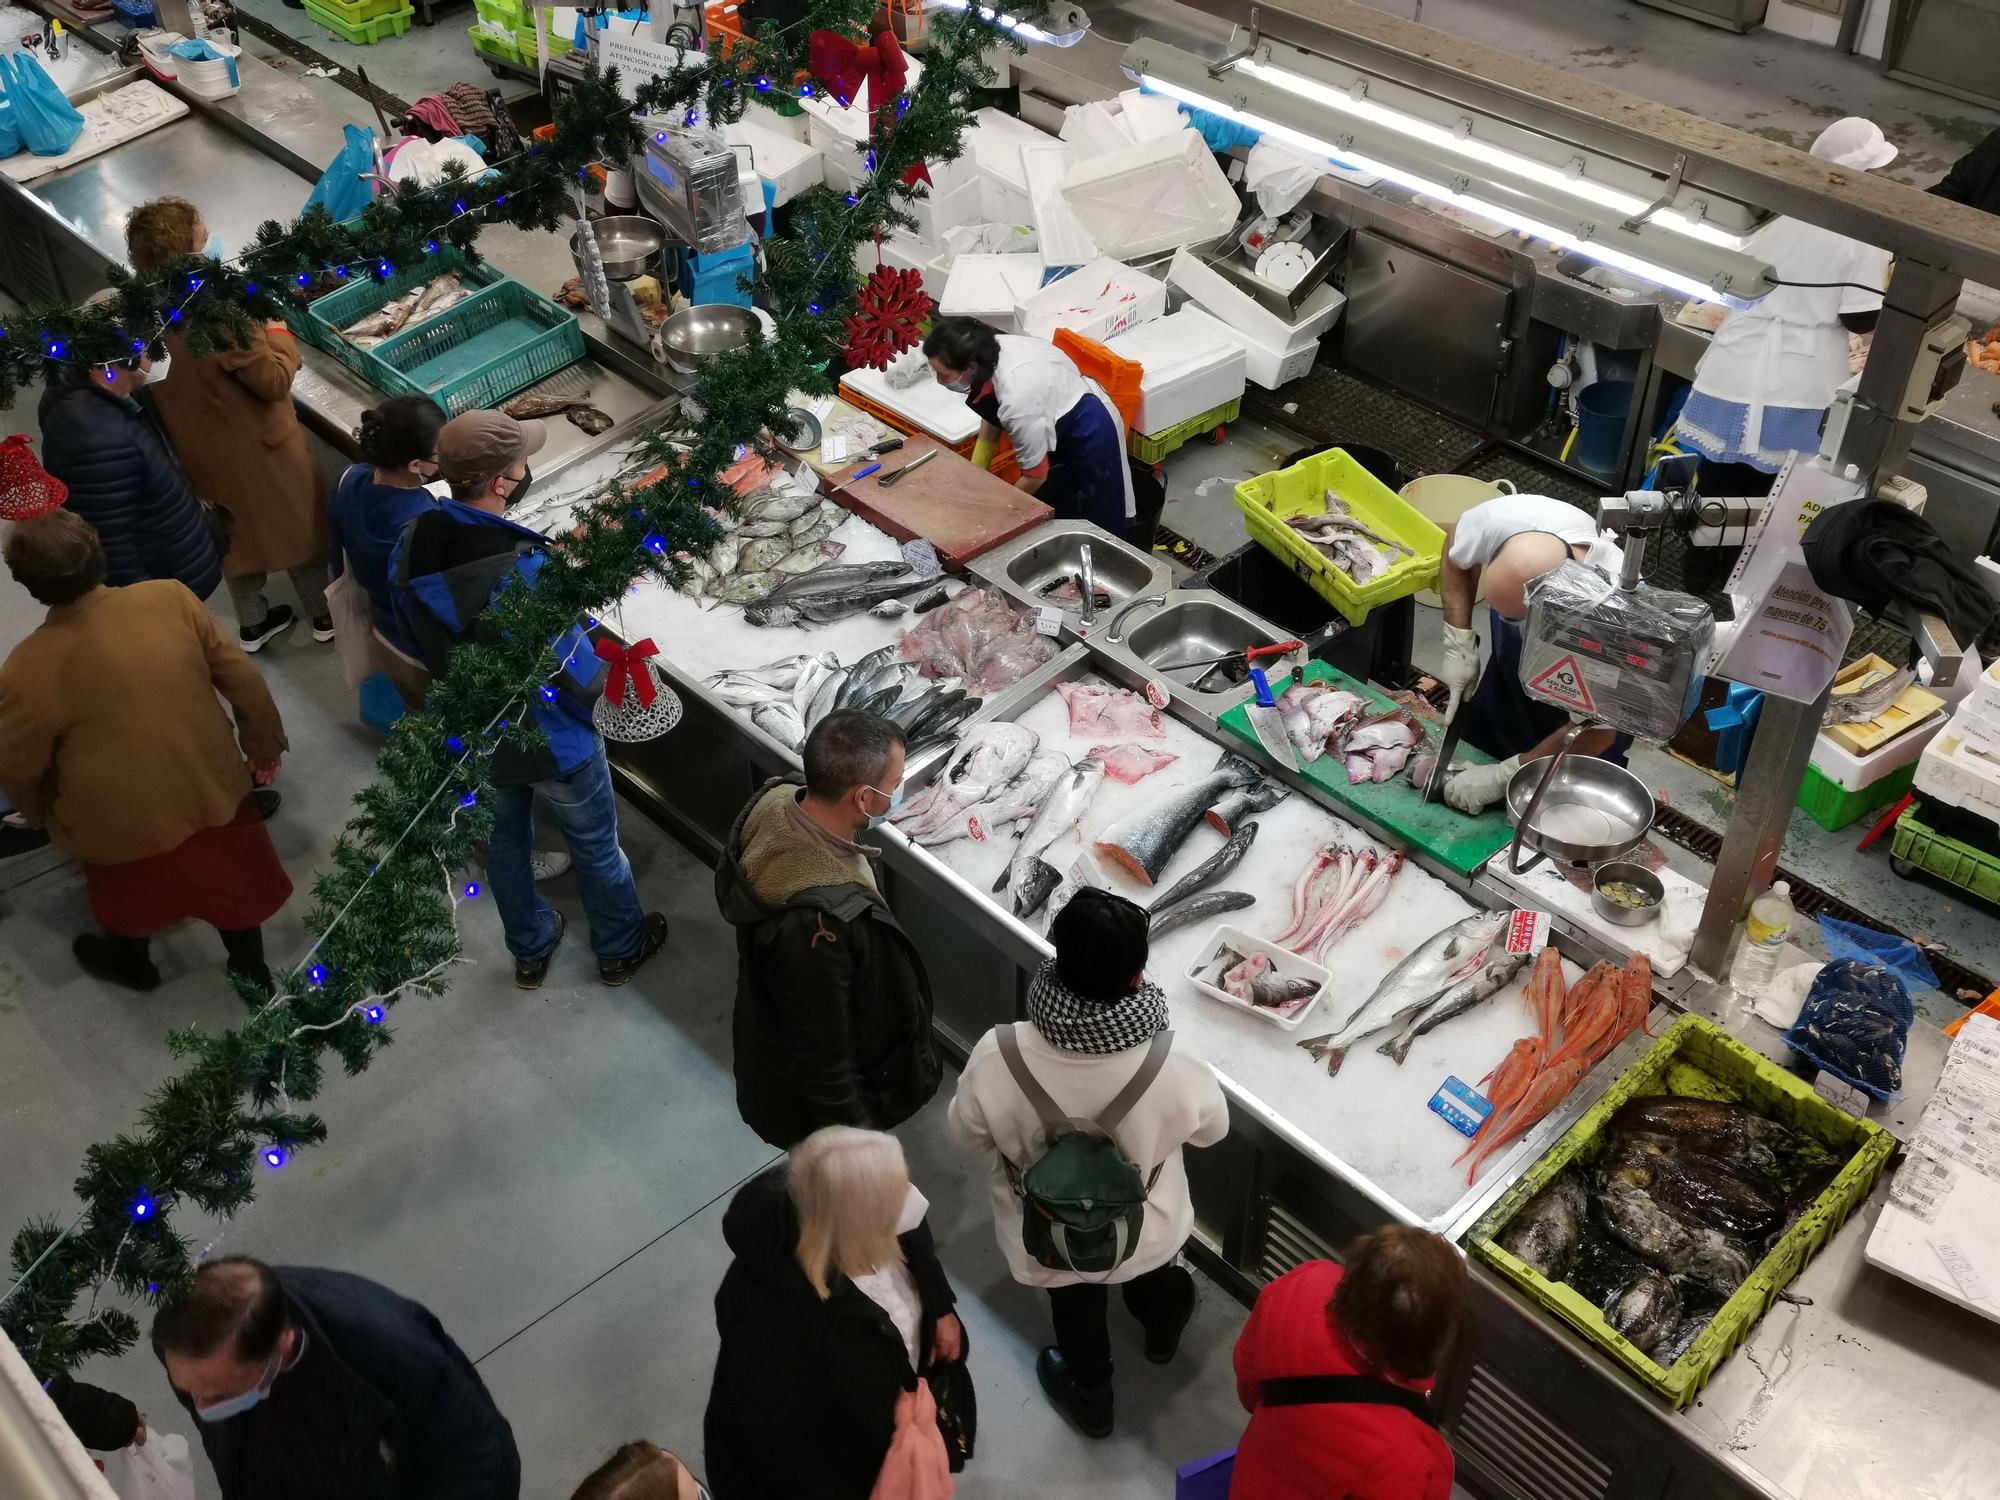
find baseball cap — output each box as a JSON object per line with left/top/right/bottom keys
{"left": 1810, "top": 117, "right": 1898, "bottom": 172}
{"left": 436, "top": 409, "right": 548, "bottom": 488}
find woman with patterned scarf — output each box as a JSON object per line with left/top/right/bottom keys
{"left": 949, "top": 889, "right": 1229, "bottom": 1440}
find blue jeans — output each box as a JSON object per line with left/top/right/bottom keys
{"left": 488, "top": 742, "right": 647, "bottom": 961}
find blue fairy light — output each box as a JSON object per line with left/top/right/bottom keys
{"left": 296, "top": 272, "right": 311, "bottom": 287}
{"left": 448, "top": 735, "right": 465, "bottom": 753}
{"left": 334, "top": 267, "right": 348, "bottom": 279}
{"left": 685, "top": 109, "right": 700, "bottom": 126}
{"left": 426, "top": 240, "right": 440, "bottom": 254}
{"left": 132, "top": 1193, "right": 155, "bottom": 1221}
{"left": 540, "top": 684, "right": 558, "bottom": 701}
{"left": 246, "top": 282, "right": 259, "bottom": 295}
{"left": 131, "top": 340, "right": 146, "bottom": 353}
{"left": 644, "top": 532, "right": 666, "bottom": 554}
{"left": 809, "top": 302, "right": 822, "bottom": 314}
{"left": 454, "top": 199, "right": 468, "bottom": 214}
{"left": 461, "top": 791, "right": 477, "bottom": 807}
{"left": 263, "top": 1145, "right": 289, "bottom": 1170}
{"left": 363, "top": 1004, "right": 385, "bottom": 1024}
{"left": 377, "top": 261, "right": 393, "bottom": 279}
{"left": 168, "top": 309, "right": 182, "bottom": 323}
{"left": 495, "top": 195, "right": 507, "bottom": 206}
{"left": 799, "top": 82, "right": 813, "bottom": 96}
{"left": 756, "top": 75, "right": 771, "bottom": 91}
{"left": 46, "top": 341, "right": 64, "bottom": 358}
{"left": 463, "top": 881, "right": 481, "bottom": 898}
{"left": 309, "top": 963, "right": 327, "bottom": 986}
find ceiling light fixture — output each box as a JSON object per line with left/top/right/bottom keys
{"left": 929, "top": 0, "right": 1090, "bottom": 47}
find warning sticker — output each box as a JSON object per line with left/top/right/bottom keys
{"left": 1528, "top": 654, "right": 1597, "bottom": 713}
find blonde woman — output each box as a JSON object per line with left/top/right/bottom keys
{"left": 704, "top": 1128, "right": 966, "bottom": 1500}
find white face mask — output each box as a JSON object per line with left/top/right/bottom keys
{"left": 862, "top": 781, "right": 904, "bottom": 829}
{"left": 143, "top": 352, "right": 173, "bottom": 385}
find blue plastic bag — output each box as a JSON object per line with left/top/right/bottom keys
{"left": 1, "top": 52, "right": 85, "bottom": 157}
{"left": 305, "top": 123, "right": 378, "bottom": 222}
{"left": 1782, "top": 956, "right": 1915, "bottom": 1102}
{"left": 1818, "top": 914, "right": 1938, "bottom": 995}
{"left": 0, "top": 98, "right": 22, "bottom": 160}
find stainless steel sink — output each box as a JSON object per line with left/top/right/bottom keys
{"left": 969, "top": 520, "right": 1171, "bottom": 628}
{"left": 1111, "top": 590, "right": 1299, "bottom": 707}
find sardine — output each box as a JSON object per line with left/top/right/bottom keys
{"left": 997, "top": 758, "right": 1107, "bottom": 912}
{"left": 1303, "top": 912, "right": 1509, "bottom": 1076}
{"left": 1205, "top": 780, "right": 1287, "bottom": 834}
{"left": 1497, "top": 1169, "right": 1587, "bottom": 1279}
{"left": 1375, "top": 950, "right": 1532, "bottom": 1065}
{"left": 751, "top": 701, "right": 805, "bottom": 751}
{"left": 1148, "top": 822, "right": 1259, "bottom": 914}
{"left": 1605, "top": 1268, "right": 1681, "bottom": 1356}
{"left": 1092, "top": 754, "right": 1263, "bottom": 886}
{"left": 1148, "top": 888, "right": 1255, "bottom": 940}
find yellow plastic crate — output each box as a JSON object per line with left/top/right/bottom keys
{"left": 1467, "top": 1014, "right": 1895, "bottom": 1409}
{"left": 1233, "top": 448, "right": 1443, "bottom": 627}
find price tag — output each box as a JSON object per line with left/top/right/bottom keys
{"left": 1033, "top": 607, "right": 1063, "bottom": 638}
{"left": 806, "top": 395, "right": 835, "bottom": 420}
{"left": 1504, "top": 909, "right": 1550, "bottom": 955}
{"left": 966, "top": 814, "right": 988, "bottom": 843}
{"left": 1813, "top": 1070, "right": 1872, "bottom": 1117}
{"left": 1889, "top": 1152, "right": 1953, "bottom": 1223}
{"left": 1144, "top": 679, "right": 1171, "bottom": 709}
{"left": 1428, "top": 1076, "right": 1493, "bottom": 1138}
{"left": 821, "top": 434, "right": 850, "bottom": 463}
{"left": 1931, "top": 1238, "right": 1992, "bottom": 1302}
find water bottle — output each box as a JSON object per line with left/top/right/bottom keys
{"left": 1729, "top": 881, "right": 1795, "bottom": 999}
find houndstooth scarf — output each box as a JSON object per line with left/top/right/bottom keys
{"left": 1027, "top": 958, "right": 1169, "bottom": 1056}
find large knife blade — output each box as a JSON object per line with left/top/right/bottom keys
{"left": 1423, "top": 694, "right": 1471, "bottom": 804}
{"left": 1244, "top": 667, "right": 1300, "bottom": 772}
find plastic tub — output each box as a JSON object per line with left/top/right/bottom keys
{"left": 1186, "top": 925, "right": 1330, "bottom": 1030}
{"left": 370, "top": 280, "right": 583, "bottom": 416}
{"left": 1574, "top": 379, "right": 1634, "bottom": 476}
{"left": 1051, "top": 327, "right": 1143, "bottom": 435}
{"left": 304, "top": 0, "right": 412, "bottom": 42}
{"left": 1018, "top": 257, "right": 1167, "bottom": 344}
{"left": 1893, "top": 803, "right": 2000, "bottom": 902}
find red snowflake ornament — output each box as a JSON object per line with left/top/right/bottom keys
{"left": 843, "top": 263, "right": 933, "bottom": 370}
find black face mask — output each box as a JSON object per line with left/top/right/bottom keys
{"left": 504, "top": 465, "right": 534, "bottom": 507}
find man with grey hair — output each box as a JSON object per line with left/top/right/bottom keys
{"left": 716, "top": 710, "right": 941, "bottom": 1148}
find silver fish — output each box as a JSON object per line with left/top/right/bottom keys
{"left": 1299, "top": 912, "right": 1510, "bottom": 1077}
{"left": 1497, "top": 1169, "right": 1587, "bottom": 1280}
{"left": 1247, "top": 970, "right": 1320, "bottom": 1010}
{"left": 1148, "top": 888, "right": 1256, "bottom": 940}
{"left": 997, "top": 758, "right": 1107, "bottom": 914}
{"left": 739, "top": 536, "right": 792, "bottom": 573}
{"left": 872, "top": 599, "right": 911, "bottom": 618}
{"left": 707, "top": 534, "right": 741, "bottom": 576}
{"left": 806, "top": 665, "right": 851, "bottom": 732}
{"left": 1092, "top": 754, "right": 1263, "bottom": 887}
{"left": 707, "top": 675, "right": 791, "bottom": 707}
{"left": 738, "top": 490, "right": 816, "bottom": 523}
{"left": 789, "top": 654, "right": 838, "bottom": 720}
{"left": 774, "top": 538, "right": 847, "bottom": 575}
{"left": 732, "top": 518, "right": 790, "bottom": 538}
{"left": 1148, "top": 821, "right": 1260, "bottom": 914}
{"left": 1205, "top": 781, "right": 1287, "bottom": 835}
{"left": 1042, "top": 851, "right": 1107, "bottom": 933}
{"left": 762, "top": 560, "right": 912, "bottom": 603}
{"left": 891, "top": 722, "right": 1039, "bottom": 842}
{"left": 792, "top": 507, "right": 833, "bottom": 538}
{"left": 1375, "top": 950, "right": 1531, "bottom": 1064}
{"left": 715, "top": 570, "right": 778, "bottom": 604}
{"left": 746, "top": 573, "right": 942, "bottom": 627}
{"left": 905, "top": 698, "right": 981, "bottom": 757}
{"left": 752, "top": 701, "right": 806, "bottom": 751}
{"left": 921, "top": 751, "right": 1066, "bottom": 848}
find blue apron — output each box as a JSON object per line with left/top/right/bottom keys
{"left": 1461, "top": 608, "right": 1632, "bottom": 766}
{"left": 971, "top": 385, "right": 1127, "bottom": 534}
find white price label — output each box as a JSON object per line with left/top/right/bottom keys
{"left": 807, "top": 395, "right": 835, "bottom": 420}
{"left": 1932, "top": 1238, "right": 1992, "bottom": 1302}
{"left": 1033, "top": 607, "right": 1063, "bottom": 638}
{"left": 1889, "top": 1153, "right": 1954, "bottom": 1223}
{"left": 1812, "top": 1070, "right": 1872, "bottom": 1117}
{"left": 1144, "top": 679, "right": 1171, "bottom": 709}
{"left": 820, "top": 435, "right": 849, "bottom": 463}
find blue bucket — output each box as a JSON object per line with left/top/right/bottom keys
{"left": 1574, "top": 379, "right": 1634, "bottom": 476}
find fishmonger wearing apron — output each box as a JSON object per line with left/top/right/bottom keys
{"left": 923, "top": 316, "right": 1137, "bottom": 538}
{"left": 1434, "top": 495, "right": 1628, "bottom": 814}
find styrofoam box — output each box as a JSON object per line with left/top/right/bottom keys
{"left": 876, "top": 234, "right": 945, "bottom": 302}
{"left": 1021, "top": 141, "right": 1096, "bottom": 267}
{"left": 1063, "top": 131, "right": 1240, "bottom": 260}
{"left": 1167, "top": 246, "right": 1348, "bottom": 350}
{"left": 964, "top": 107, "right": 1049, "bottom": 229}
{"left": 905, "top": 174, "right": 983, "bottom": 242}
{"left": 743, "top": 98, "right": 809, "bottom": 143}
{"left": 723, "top": 121, "right": 823, "bottom": 207}
{"left": 806, "top": 112, "right": 869, "bottom": 195}
{"left": 1966, "top": 656, "right": 2000, "bottom": 720}
{"left": 1810, "top": 720, "right": 1943, "bottom": 793}
{"left": 1018, "top": 257, "right": 1166, "bottom": 344}
{"left": 940, "top": 253, "right": 1047, "bottom": 333}
{"left": 1106, "top": 309, "right": 1248, "bottom": 435}
{"left": 1915, "top": 730, "right": 2000, "bottom": 829}
{"left": 840, "top": 362, "right": 980, "bottom": 445}
{"left": 1175, "top": 303, "right": 1321, "bottom": 391}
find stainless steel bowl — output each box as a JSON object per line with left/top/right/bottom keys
{"left": 661, "top": 304, "right": 757, "bottom": 375}
{"left": 1591, "top": 860, "right": 1664, "bottom": 927}
{"left": 569, "top": 215, "right": 665, "bottom": 281}
{"left": 1505, "top": 747, "right": 1655, "bottom": 869}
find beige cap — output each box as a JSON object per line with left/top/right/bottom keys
{"left": 436, "top": 409, "right": 548, "bottom": 488}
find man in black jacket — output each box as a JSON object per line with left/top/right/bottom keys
{"left": 152, "top": 1256, "right": 520, "bottom": 1499}
{"left": 717, "top": 710, "right": 941, "bottom": 1148}
{"left": 1932, "top": 126, "right": 2000, "bottom": 215}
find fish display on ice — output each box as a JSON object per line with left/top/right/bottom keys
{"left": 952, "top": 751, "right": 1068, "bottom": 847}
{"left": 751, "top": 702, "right": 806, "bottom": 751}
{"left": 1198, "top": 944, "right": 1319, "bottom": 1014}
{"left": 1525, "top": 945, "right": 1567, "bottom": 1052}
{"left": 1204, "top": 779, "right": 1287, "bottom": 835}
{"left": 1284, "top": 845, "right": 1404, "bottom": 962}
{"left": 1295, "top": 911, "right": 1509, "bottom": 1077}
{"left": 890, "top": 723, "right": 1039, "bottom": 843}
{"left": 995, "top": 758, "right": 1106, "bottom": 919}
{"left": 1092, "top": 753, "right": 1263, "bottom": 885}
{"left": 1146, "top": 821, "right": 1259, "bottom": 915}
{"left": 1087, "top": 744, "right": 1179, "bottom": 784}
{"left": 1056, "top": 680, "right": 1164, "bottom": 739}
{"left": 1147, "top": 889, "right": 1256, "bottom": 940}
{"left": 745, "top": 571, "right": 945, "bottom": 628}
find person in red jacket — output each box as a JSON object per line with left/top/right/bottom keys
{"left": 1229, "top": 1226, "right": 1468, "bottom": 1499}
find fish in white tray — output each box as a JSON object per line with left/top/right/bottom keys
{"left": 890, "top": 723, "right": 1039, "bottom": 842}
{"left": 1295, "top": 911, "right": 1509, "bottom": 1077}
{"left": 1245, "top": 971, "right": 1319, "bottom": 1011}
{"left": 1092, "top": 752, "right": 1264, "bottom": 886}
{"left": 996, "top": 757, "right": 1107, "bottom": 917}
{"left": 1221, "top": 951, "right": 1271, "bottom": 1000}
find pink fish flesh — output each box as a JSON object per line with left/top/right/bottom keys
{"left": 1056, "top": 679, "right": 1164, "bottom": 739}
{"left": 1087, "top": 743, "right": 1179, "bottom": 784}
{"left": 1344, "top": 714, "right": 1422, "bottom": 785}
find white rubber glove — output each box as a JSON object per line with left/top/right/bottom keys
{"left": 1444, "top": 755, "right": 1520, "bottom": 815}
{"left": 1439, "top": 623, "right": 1481, "bottom": 705}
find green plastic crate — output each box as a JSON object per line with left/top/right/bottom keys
{"left": 370, "top": 279, "right": 583, "bottom": 416}
{"left": 302, "top": 0, "right": 412, "bottom": 42}
{"left": 1467, "top": 1013, "right": 1894, "bottom": 1410}
{"left": 469, "top": 26, "right": 527, "bottom": 65}
{"left": 1129, "top": 396, "right": 1241, "bottom": 464}
{"left": 307, "top": 250, "right": 505, "bottom": 368}
{"left": 311, "top": 0, "right": 405, "bottom": 21}
{"left": 1892, "top": 804, "right": 2000, "bottom": 902}
{"left": 1234, "top": 447, "right": 1444, "bottom": 627}
{"left": 1795, "top": 759, "right": 1918, "bottom": 832}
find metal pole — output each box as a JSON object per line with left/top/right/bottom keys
{"left": 1832, "top": 258, "right": 1961, "bottom": 484}
{"left": 1687, "top": 684, "right": 1831, "bottom": 980}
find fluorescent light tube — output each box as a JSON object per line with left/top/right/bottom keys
{"left": 928, "top": 0, "right": 1089, "bottom": 46}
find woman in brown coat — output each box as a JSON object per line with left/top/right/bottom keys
{"left": 0, "top": 511, "right": 293, "bottom": 994}
{"left": 127, "top": 197, "right": 331, "bottom": 653}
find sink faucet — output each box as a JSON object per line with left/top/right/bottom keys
{"left": 1077, "top": 543, "right": 1096, "bottom": 628}
{"left": 1104, "top": 592, "right": 1168, "bottom": 645}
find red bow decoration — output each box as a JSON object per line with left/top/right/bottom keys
{"left": 594, "top": 637, "right": 659, "bottom": 708}
{"left": 808, "top": 26, "right": 931, "bottom": 189}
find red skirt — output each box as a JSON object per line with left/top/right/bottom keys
{"left": 84, "top": 797, "right": 293, "bottom": 937}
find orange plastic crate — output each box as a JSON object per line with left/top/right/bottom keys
{"left": 1052, "top": 326, "right": 1143, "bottom": 436}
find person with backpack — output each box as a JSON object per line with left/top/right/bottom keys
{"left": 948, "top": 888, "right": 1229, "bottom": 1439}
{"left": 1228, "top": 1226, "right": 1467, "bottom": 1500}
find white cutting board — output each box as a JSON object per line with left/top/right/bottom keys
{"left": 3, "top": 80, "right": 185, "bottom": 183}
{"left": 1485, "top": 854, "right": 1704, "bottom": 978}
{"left": 922, "top": 672, "right": 1581, "bottom": 1226}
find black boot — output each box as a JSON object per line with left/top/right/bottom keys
{"left": 74, "top": 933, "right": 162, "bottom": 992}
{"left": 1142, "top": 1264, "right": 1197, "bottom": 1365}
{"left": 1036, "top": 1347, "right": 1112, "bottom": 1439}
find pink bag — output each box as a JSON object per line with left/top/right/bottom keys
{"left": 869, "top": 1379, "right": 954, "bottom": 1500}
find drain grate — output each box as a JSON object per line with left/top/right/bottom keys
{"left": 1245, "top": 366, "right": 1487, "bottom": 477}
{"left": 1150, "top": 523, "right": 1217, "bottom": 574}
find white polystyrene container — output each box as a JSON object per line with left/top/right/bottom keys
{"left": 1173, "top": 304, "right": 1321, "bottom": 391}
{"left": 1810, "top": 721, "right": 1944, "bottom": 794}
{"left": 839, "top": 363, "right": 981, "bottom": 445}
{"left": 1062, "top": 131, "right": 1240, "bottom": 259}
{"left": 1106, "top": 309, "right": 1248, "bottom": 435}
{"left": 905, "top": 174, "right": 984, "bottom": 242}
{"left": 1186, "top": 925, "right": 1330, "bottom": 1031}
{"left": 1167, "top": 246, "right": 1348, "bottom": 350}
{"left": 1017, "top": 257, "right": 1166, "bottom": 344}
{"left": 940, "top": 252, "right": 1047, "bottom": 333}
{"left": 723, "top": 120, "right": 824, "bottom": 207}
{"left": 1916, "top": 730, "right": 2000, "bottom": 830}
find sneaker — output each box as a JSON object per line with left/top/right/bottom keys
{"left": 73, "top": 934, "right": 162, "bottom": 993}
{"left": 1142, "top": 1264, "right": 1197, "bottom": 1365}
{"left": 599, "top": 911, "right": 669, "bottom": 986}
{"left": 253, "top": 786, "right": 282, "bottom": 821}
{"left": 311, "top": 615, "right": 337, "bottom": 643}
{"left": 531, "top": 849, "right": 572, "bottom": 882}
{"left": 514, "top": 910, "right": 566, "bottom": 990}
{"left": 1035, "top": 1347, "right": 1112, "bottom": 1440}
{"left": 240, "top": 604, "right": 296, "bottom": 653}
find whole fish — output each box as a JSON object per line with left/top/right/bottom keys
{"left": 906, "top": 698, "right": 982, "bottom": 757}
{"left": 1563, "top": 962, "right": 1619, "bottom": 1030}
{"left": 1376, "top": 949, "right": 1531, "bottom": 1065}
{"left": 1464, "top": 1055, "right": 1588, "bottom": 1184}
{"left": 791, "top": 507, "right": 831, "bottom": 538}
{"left": 1204, "top": 780, "right": 1287, "bottom": 835}
{"left": 1525, "top": 945, "right": 1567, "bottom": 1051}
{"left": 738, "top": 490, "right": 817, "bottom": 523}
{"left": 891, "top": 723, "right": 1038, "bottom": 841}
{"left": 1309, "top": 850, "right": 1403, "bottom": 963}
{"left": 567, "top": 406, "right": 614, "bottom": 434}
{"left": 733, "top": 518, "right": 792, "bottom": 538}
{"left": 1547, "top": 965, "right": 1623, "bottom": 1072}
{"left": 1496, "top": 1167, "right": 1586, "bottom": 1279}
{"left": 1597, "top": 1135, "right": 1784, "bottom": 1241}
{"left": 745, "top": 573, "right": 943, "bottom": 627}
{"left": 790, "top": 654, "right": 838, "bottom": 720}
{"left": 739, "top": 536, "right": 792, "bottom": 573}
{"left": 761, "top": 560, "right": 913, "bottom": 603}
{"left": 708, "top": 534, "right": 742, "bottom": 576}
{"left": 904, "top": 689, "right": 975, "bottom": 740}
{"left": 751, "top": 701, "right": 805, "bottom": 751}
{"left": 1273, "top": 845, "right": 1340, "bottom": 946}
{"left": 805, "top": 665, "right": 850, "bottom": 732}
{"left": 1147, "top": 822, "right": 1260, "bottom": 915}
{"left": 774, "top": 538, "right": 846, "bottom": 574}
{"left": 886, "top": 685, "right": 963, "bottom": 732}
{"left": 1148, "top": 889, "right": 1255, "bottom": 940}
{"left": 850, "top": 684, "right": 903, "bottom": 721}
{"left": 1299, "top": 912, "right": 1509, "bottom": 1077}
{"left": 715, "top": 570, "right": 778, "bottom": 604}
{"left": 953, "top": 751, "right": 1067, "bottom": 846}
{"left": 1455, "top": 1035, "right": 1545, "bottom": 1166}
{"left": 996, "top": 758, "right": 1107, "bottom": 914}
{"left": 1092, "top": 753, "right": 1263, "bottom": 886}
{"left": 707, "top": 675, "right": 792, "bottom": 707}
{"left": 1596, "top": 1182, "right": 1754, "bottom": 1297}
{"left": 1606, "top": 1268, "right": 1682, "bottom": 1356}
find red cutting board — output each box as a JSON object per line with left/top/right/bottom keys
{"left": 827, "top": 435, "right": 1052, "bottom": 569}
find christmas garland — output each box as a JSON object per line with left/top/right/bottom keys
{"left": 2, "top": 2, "right": 1035, "bottom": 1378}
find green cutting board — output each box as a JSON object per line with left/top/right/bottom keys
{"left": 1216, "top": 661, "right": 1516, "bottom": 877}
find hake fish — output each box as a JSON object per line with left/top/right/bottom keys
{"left": 1295, "top": 912, "right": 1510, "bottom": 1077}
{"left": 1092, "top": 753, "right": 1263, "bottom": 886}
{"left": 745, "top": 572, "right": 943, "bottom": 627}
{"left": 1148, "top": 888, "right": 1255, "bottom": 940}
{"left": 1147, "top": 821, "right": 1260, "bottom": 915}
{"left": 1374, "top": 949, "right": 1530, "bottom": 1065}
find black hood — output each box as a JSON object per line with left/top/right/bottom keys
{"left": 720, "top": 1168, "right": 809, "bottom": 1290}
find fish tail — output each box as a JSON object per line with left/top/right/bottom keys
{"left": 1378, "top": 1033, "right": 1413, "bottom": 1065}
{"left": 991, "top": 865, "right": 1012, "bottom": 893}
{"left": 1324, "top": 1046, "right": 1348, "bottom": 1078}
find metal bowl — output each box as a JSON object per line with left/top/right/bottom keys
{"left": 1592, "top": 860, "right": 1664, "bottom": 927}
{"left": 569, "top": 215, "right": 665, "bottom": 281}
{"left": 661, "top": 303, "right": 758, "bottom": 375}
{"left": 1505, "top": 752, "right": 1655, "bottom": 867}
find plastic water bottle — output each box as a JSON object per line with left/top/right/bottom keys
{"left": 1729, "top": 881, "right": 1795, "bottom": 999}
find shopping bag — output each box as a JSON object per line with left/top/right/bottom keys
{"left": 304, "top": 123, "right": 378, "bottom": 221}
{"left": 1174, "top": 1449, "right": 1236, "bottom": 1500}
{"left": 0, "top": 97, "right": 23, "bottom": 159}
{"left": 324, "top": 563, "right": 376, "bottom": 689}
{"left": 1, "top": 52, "right": 85, "bottom": 157}
{"left": 99, "top": 1430, "right": 196, "bottom": 1500}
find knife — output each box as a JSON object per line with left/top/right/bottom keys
{"left": 877, "top": 448, "right": 939, "bottom": 487}
{"left": 1424, "top": 692, "right": 1470, "bottom": 804}
{"left": 1243, "top": 668, "right": 1300, "bottom": 771}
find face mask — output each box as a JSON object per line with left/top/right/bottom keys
{"left": 941, "top": 374, "right": 972, "bottom": 394}
{"left": 504, "top": 465, "right": 533, "bottom": 507}
{"left": 202, "top": 231, "right": 225, "bottom": 262}
{"left": 143, "top": 353, "right": 172, "bottom": 385}
{"left": 195, "top": 1346, "right": 281, "bottom": 1424}
{"left": 863, "top": 782, "right": 904, "bottom": 829}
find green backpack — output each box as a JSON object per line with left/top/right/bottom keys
{"left": 996, "top": 1024, "right": 1174, "bottom": 1277}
